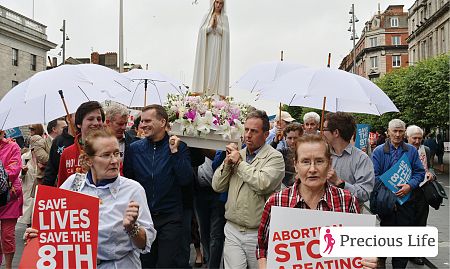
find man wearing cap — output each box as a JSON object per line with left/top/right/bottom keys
{"left": 265, "top": 111, "right": 295, "bottom": 150}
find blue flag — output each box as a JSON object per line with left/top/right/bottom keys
{"left": 379, "top": 154, "right": 412, "bottom": 205}
{"left": 355, "top": 124, "right": 370, "bottom": 150}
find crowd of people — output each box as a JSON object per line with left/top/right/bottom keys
{"left": 0, "top": 100, "right": 445, "bottom": 269}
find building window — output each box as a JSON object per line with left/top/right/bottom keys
{"left": 392, "top": 55, "right": 401, "bottom": 67}
{"left": 12, "top": 48, "right": 18, "bottom": 66}
{"left": 390, "top": 17, "right": 399, "bottom": 27}
{"left": 392, "top": 36, "right": 401, "bottom": 45}
{"left": 12, "top": 81, "right": 19, "bottom": 88}
{"left": 412, "top": 19, "right": 415, "bottom": 30}
{"left": 421, "top": 40, "right": 427, "bottom": 59}
{"left": 31, "top": 54, "right": 37, "bottom": 71}
{"left": 369, "top": 37, "right": 378, "bottom": 47}
{"left": 441, "top": 27, "right": 446, "bottom": 53}
{"left": 412, "top": 49, "right": 416, "bottom": 65}
{"left": 370, "top": 56, "right": 378, "bottom": 68}
{"left": 429, "top": 36, "right": 433, "bottom": 56}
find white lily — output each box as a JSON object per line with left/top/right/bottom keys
{"left": 231, "top": 119, "right": 244, "bottom": 140}
{"left": 215, "top": 120, "right": 232, "bottom": 140}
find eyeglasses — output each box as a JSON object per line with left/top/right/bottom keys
{"left": 322, "top": 127, "right": 331, "bottom": 132}
{"left": 29, "top": 127, "right": 35, "bottom": 131}
{"left": 93, "top": 151, "right": 121, "bottom": 160}
{"left": 298, "top": 159, "right": 328, "bottom": 168}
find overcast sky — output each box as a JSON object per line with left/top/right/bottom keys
{"left": 1, "top": 0, "right": 414, "bottom": 86}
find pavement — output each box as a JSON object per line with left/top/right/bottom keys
{"left": 4, "top": 152, "right": 450, "bottom": 269}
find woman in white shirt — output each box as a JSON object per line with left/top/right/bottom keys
{"left": 25, "top": 129, "right": 156, "bottom": 268}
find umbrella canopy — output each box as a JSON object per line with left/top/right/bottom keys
{"left": 116, "top": 69, "right": 188, "bottom": 107}
{"left": 260, "top": 67, "right": 399, "bottom": 115}
{"left": 231, "top": 61, "right": 306, "bottom": 92}
{"left": 0, "top": 64, "right": 132, "bottom": 130}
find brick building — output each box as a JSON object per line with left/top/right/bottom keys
{"left": 339, "top": 5, "right": 409, "bottom": 80}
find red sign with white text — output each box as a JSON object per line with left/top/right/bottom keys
{"left": 19, "top": 185, "right": 99, "bottom": 269}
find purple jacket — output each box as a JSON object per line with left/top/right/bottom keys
{"left": 0, "top": 138, "right": 23, "bottom": 219}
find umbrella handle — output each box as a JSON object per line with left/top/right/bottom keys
{"left": 58, "top": 90, "right": 77, "bottom": 137}
{"left": 320, "top": 96, "right": 326, "bottom": 133}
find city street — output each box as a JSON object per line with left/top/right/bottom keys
{"left": 5, "top": 153, "right": 450, "bottom": 269}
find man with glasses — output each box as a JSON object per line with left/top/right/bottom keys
{"left": 322, "top": 112, "right": 374, "bottom": 204}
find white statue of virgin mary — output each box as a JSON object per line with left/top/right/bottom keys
{"left": 192, "top": 0, "right": 230, "bottom": 97}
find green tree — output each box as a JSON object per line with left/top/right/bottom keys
{"left": 354, "top": 54, "right": 449, "bottom": 131}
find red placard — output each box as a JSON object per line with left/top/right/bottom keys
{"left": 19, "top": 185, "right": 99, "bottom": 269}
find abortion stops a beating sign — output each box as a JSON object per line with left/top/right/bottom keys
{"left": 267, "top": 207, "right": 375, "bottom": 269}
{"left": 19, "top": 185, "right": 100, "bottom": 269}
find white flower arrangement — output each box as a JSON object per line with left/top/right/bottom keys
{"left": 165, "top": 93, "right": 249, "bottom": 140}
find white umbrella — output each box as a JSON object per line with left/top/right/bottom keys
{"left": 117, "top": 69, "right": 188, "bottom": 107}
{"left": 260, "top": 67, "right": 399, "bottom": 116}
{"left": 231, "top": 61, "right": 306, "bottom": 92}
{"left": 0, "top": 64, "right": 132, "bottom": 130}
{"left": 13, "top": 64, "right": 131, "bottom": 104}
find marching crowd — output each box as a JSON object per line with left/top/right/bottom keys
{"left": 0, "top": 100, "right": 444, "bottom": 269}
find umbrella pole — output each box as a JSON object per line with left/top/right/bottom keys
{"left": 321, "top": 53, "right": 331, "bottom": 133}
{"left": 279, "top": 102, "right": 282, "bottom": 123}
{"left": 58, "top": 90, "right": 77, "bottom": 137}
{"left": 144, "top": 79, "right": 148, "bottom": 107}
{"left": 320, "top": 97, "right": 326, "bottom": 133}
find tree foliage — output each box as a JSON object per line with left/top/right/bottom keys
{"left": 354, "top": 54, "right": 449, "bottom": 132}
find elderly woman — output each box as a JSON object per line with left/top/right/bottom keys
{"left": 256, "top": 134, "right": 377, "bottom": 269}
{"left": 406, "top": 125, "right": 436, "bottom": 265}
{"left": 25, "top": 130, "right": 156, "bottom": 268}
{"left": 192, "top": 0, "right": 230, "bottom": 96}
{"left": 0, "top": 130, "right": 22, "bottom": 269}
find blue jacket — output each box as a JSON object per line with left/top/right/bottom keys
{"left": 123, "top": 133, "right": 193, "bottom": 214}
{"left": 372, "top": 140, "right": 425, "bottom": 189}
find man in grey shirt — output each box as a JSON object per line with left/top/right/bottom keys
{"left": 322, "top": 112, "right": 374, "bottom": 203}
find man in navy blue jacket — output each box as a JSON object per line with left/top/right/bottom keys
{"left": 123, "top": 104, "right": 193, "bottom": 268}
{"left": 372, "top": 119, "right": 425, "bottom": 269}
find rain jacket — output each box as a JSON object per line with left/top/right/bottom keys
{"left": 0, "top": 138, "right": 23, "bottom": 219}
{"left": 123, "top": 133, "right": 193, "bottom": 214}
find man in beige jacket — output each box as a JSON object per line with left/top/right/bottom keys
{"left": 212, "top": 109, "right": 285, "bottom": 269}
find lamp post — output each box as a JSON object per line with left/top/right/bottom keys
{"left": 348, "top": 4, "right": 359, "bottom": 74}
{"left": 119, "top": 0, "right": 124, "bottom": 72}
{"left": 60, "top": 20, "right": 70, "bottom": 65}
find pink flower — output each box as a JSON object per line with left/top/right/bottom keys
{"left": 185, "top": 110, "right": 197, "bottom": 121}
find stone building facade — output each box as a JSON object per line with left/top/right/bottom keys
{"left": 407, "top": 0, "right": 449, "bottom": 65}
{"left": 0, "top": 5, "right": 56, "bottom": 98}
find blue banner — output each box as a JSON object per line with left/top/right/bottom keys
{"left": 4, "top": 127, "right": 22, "bottom": 138}
{"left": 379, "top": 154, "right": 412, "bottom": 205}
{"left": 355, "top": 124, "right": 370, "bottom": 150}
